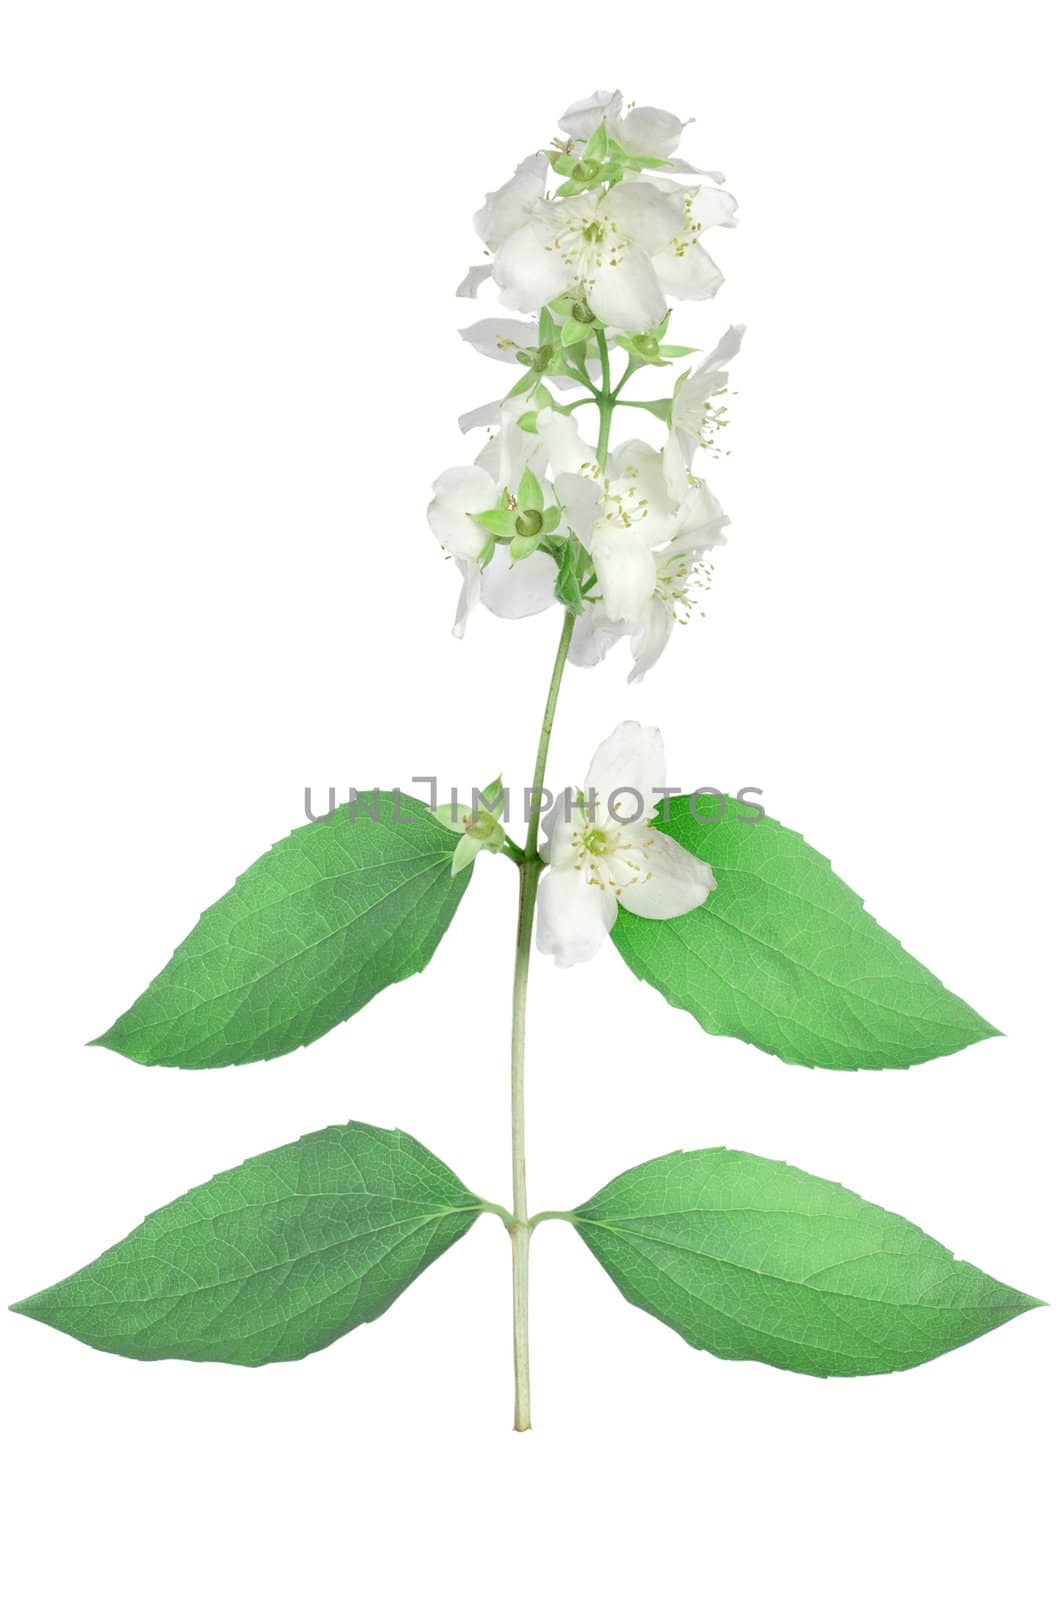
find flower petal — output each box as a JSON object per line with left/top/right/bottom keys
{"left": 607, "top": 182, "right": 683, "bottom": 256}
{"left": 452, "top": 557, "right": 480, "bottom": 639}
{"left": 554, "top": 471, "right": 603, "bottom": 549}
{"left": 586, "top": 243, "right": 666, "bottom": 333}
{"left": 586, "top": 721, "right": 666, "bottom": 820}
{"left": 494, "top": 219, "right": 574, "bottom": 315}
{"left": 428, "top": 465, "right": 497, "bottom": 558}
{"left": 537, "top": 410, "right": 597, "bottom": 480}
{"left": 610, "top": 439, "right": 677, "bottom": 545}
{"left": 459, "top": 399, "right": 503, "bottom": 434}
{"left": 627, "top": 601, "right": 674, "bottom": 683}
{"left": 617, "top": 106, "right": 685, "bottom": 159}
{"left": 593, "top": 523, "right": 658, "bottom": 622}
{"left": 652, "top": 241, "right": 724, "bottom": 301}
{"left": 474, "top": 154, "right": 548, "bottom": 251}
{"left": 477, "top": 410, "right": 547, "bottom": 496}
{"left": 540, "top": 789, "right": 581, "bottom": 866}
{"left": 456, "top": 263, "right": 493, "bottom": 299}
{"left": 620, "top": 830, "right": 716, "bottom": 918}
{"left": 535, "top": 868, "right": 617, "bottom": 966}
{"left": 459, "top": 317, "right": 538, "bottom": 363}
{"left": 568, "top": 607, "right": 624, "bottom": 667}
{"left": 559, "top": 89, "right": 622, "bottom": 142}
{"left": 690, "top": 185, "right": 739, "bottom": 230}
{"left": 480, "top": 550, "right": 557, "bottom": 619}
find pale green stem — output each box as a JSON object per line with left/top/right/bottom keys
{"left": 509, "top": 608, "right": 573, "bottom": 1431}
{"left": 508, "top": 356, "right": 614, "bottom": 1431}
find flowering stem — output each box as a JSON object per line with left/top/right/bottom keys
{"left": 507, "top": 357, "right": 613, "bottom": 1432}
{"left": 595, "top": 328, "right": 615, "bottom": 461}
{"left": 509, "top": 606, "right": 574, "bottom": 1431}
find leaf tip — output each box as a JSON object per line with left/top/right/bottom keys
{"left": 9, "top": 1292, "right": 44, "bottom": 1322}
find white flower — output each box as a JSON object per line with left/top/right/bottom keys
{"left": 671, "top": 324, "right": 744, "bottom": 466}
{"left": 493, "top": 183, "right": 686, "bottom": 332}
{"left": 426, "top": 463, "right": 557, "bottom": 639}
{"left": 536, "top": 722, "right": 716, "bottom": 966}
{"left": 562, "top": 434, "right": 728, "bottom": 681}
{"left": 559, "top": 435, "right": 725, "bottom": 616}
{"left": 559, "top": 90, "right": 685, "bottom": 161}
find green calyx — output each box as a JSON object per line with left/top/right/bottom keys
{"left": 432, "top": 776, "right": 508, "bottom": 876}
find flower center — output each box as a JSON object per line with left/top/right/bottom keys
{"left": 573, "top": 818, "right": 655, "bottom": 895}
{"left": 515, "top": 509, "right": 543, "bottom": 538}
{"left": 463, "top": 812, "right": 499, "bottom": 842}
{"left": 550, "top": 198, "right": 628, "bottom": 282}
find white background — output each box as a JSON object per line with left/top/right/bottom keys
{"left": 2, "top": 3, "right": 1058, "bottom": 1595}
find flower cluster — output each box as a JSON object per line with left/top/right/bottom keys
{"left": 428, "top": 88, "right": 743, "bottom": 684}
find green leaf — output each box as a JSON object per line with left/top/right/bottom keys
{"left": 95, "top": 793, "right": 472, "bottom": 1068}
{"left": 571, "top": 1146, "right": 1042, "bottom": 1377}
{"left": 517, "top": 466, "right": 544, "bottom": 511}
{"left": 610, "top": 795, "right": 998, "bottom": 1070}
{"left": 12, "top": 1123, "right": 488, "bottom": 1365}
{"left": 554, "top": 534, "right": 585, "bottom": 615}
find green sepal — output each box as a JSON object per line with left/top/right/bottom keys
{"left": 549, "top": 151, "right": 579, "bottom": 176}
{"left": 12, "top": 1124, "right": 490, "bottom": 1365}
{"left": 540, "top": 505, "right": 562, "bottom": 534}
{"left": 583, "top": 119, "right": 609, "bottom": 162}
{"left": 561, "top": 318, "right": 593, "bottom": 347}
{"left": 510, "top": 533, "right": 542, "bottom": 561}
{"left": 659, "top": 344, "right": 699, "bottom": 357}
{"left": 571, "top": 1146, "right": 1042, "bottom": 1377}
{"left": 450, "top": 831, "right": 481, "bottom": 875}
{"left": 471, "top": 508, "right": 518, "bottom": 538}
{"left": 480, "top": 775, "right": 505, "bottom": 812}
{"left": 538, "top": 306, "right": 558, "bottom": 343}
{"left": 516, "top": 410, "right": 539, "bottom": 434}
{"left": 518, "top": 467, "right": 544, "bottom": 511}
{"left": 505, "top": 370, "right": 538, "bottom": 399}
